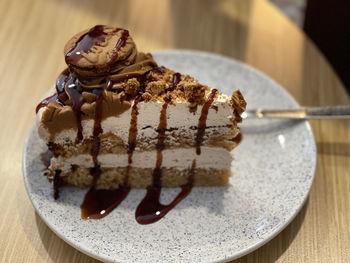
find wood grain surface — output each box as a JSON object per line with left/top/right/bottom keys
{"left": 0, "top": 0, "right": 349, "bottom": 262}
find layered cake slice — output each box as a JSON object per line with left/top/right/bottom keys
{"left": 36, "top": 25, "right": 246, "bottom": 222}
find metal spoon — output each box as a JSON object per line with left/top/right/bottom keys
{"left": 243, "top": 105, "right": 350, "bottom": 119}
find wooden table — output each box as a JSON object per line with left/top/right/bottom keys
{"left": 1, "top": 0, "right": 349, "bottom": 262}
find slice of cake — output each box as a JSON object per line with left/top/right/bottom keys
{"left": 36, "top": 25, "right": 246, "bottom": 222}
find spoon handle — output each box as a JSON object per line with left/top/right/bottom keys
{"left": 246, "top": 105, "right": 350, "bottom": 119}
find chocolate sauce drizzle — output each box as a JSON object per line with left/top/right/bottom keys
{"left": 79, "top": 90, "right": 104, "bottom": 218}
{"left": 64, "top": 76, "right": 85, "bottom": 142}
{"left": 104, "top": 78, "right": 113, "bottom": 91}
{"left": 81, "top": 186, "right": 130, "bottom": 219}
{"left": 166, "top": 72, "right": 181, "bottom": 92}
{"left": 125, "top": 97, "right": 142, "bottom": 185}
{"left": 65, "top": 25, "right": 107, "bottom": 64}
{"left": 80, "top": 79, "right": 133, "bottom": 219}
{"left": 53, "top": 170, "right": 62, "bottom": 200}
{"left": 232, "top": 133, "right": 242, "bottom": 145}
{"left": 195, "top": 89, "right": 218, "bottom": 155}
{"left": 36, "top": 70, "right": 85, "bottom": 142}
{"left": 135, "top": 120, "right": 196, "bottom": 225}
{"left": 90, "top": 89, "right": 104, "bottom": 184}
{"left": 135, "top": 175, "right": 195, "bottom": 224}
{"left": 35, "top": 69, "right": 70, "bottom": 114}
{"left": 107, "top": 29, "right": 129, "bottom": 66}
{"left": 151, "top": 66, "right": 165, "bottom": 75}
{"left": 35, "top": 94, "right": 61, "bottom": 114}
{"left": 80, "top": 90, "right": 141, "bottom": 219}
{"left": 135, "top": 74, "right": 193, "bottom": 224}
{"left": 135, "top": 102, "right": 169, "bottom": 224}
{"left": 88, "top": 80, "right": 113, "bottom": 186}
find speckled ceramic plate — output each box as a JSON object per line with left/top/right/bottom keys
{"left": 23, "top": 50, "right": 316, "bottom": 263}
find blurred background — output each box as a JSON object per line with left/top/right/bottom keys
{"left": 272, "top": 0, "right": 350, "bottom": 93}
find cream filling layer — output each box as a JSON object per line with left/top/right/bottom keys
{"left": 37, "top": 95, "right": 236, "bottom": 144}
{"left": 50, "top": 146, "right": 233, "bottom": 172}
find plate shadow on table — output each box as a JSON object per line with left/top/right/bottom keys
{"left": 231, "top": 198, "right": 309, "bottom": 263}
